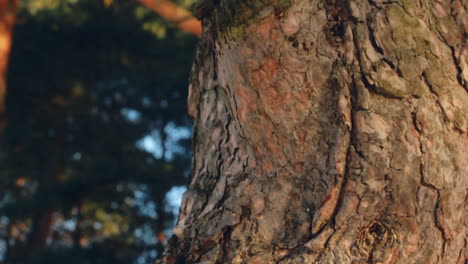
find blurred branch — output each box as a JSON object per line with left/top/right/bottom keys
{"left": 136, "top": 0, "right": 202, "bottom": 37}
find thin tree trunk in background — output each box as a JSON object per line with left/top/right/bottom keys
{"left": 155, "top": 199, "right": 167, "bottom": 257}
{"left": 29, "top": 107, "right": 66, "bottom": 248}
{"left": 29, "top": 211, "right": 54, "bottom": 247}
{"left": 159, "top": 0, "right": 467, "bottom": 263}
{"left": 136, "top": 0, "right": 202, "bottom": 36}
{"left": 73, "top": 198, "right": 84, "bottom": 248}
{"left": 155, "top": 118, "right": 168, "bottom": 256}
{"left": 0, "top": 0, "right": 17, "bottom": 138}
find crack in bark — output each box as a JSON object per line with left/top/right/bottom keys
{"left": 422, "top": 71, "right": 439, "bottom": 96}
{"left": 429, "top": 7, "right": 467, "bottom": 91}
{"left": 366, "top": 19, "right": 384, "bottom": 55}
{"left": 315, "top": 226, "right": 336, "bottom": 262}
{"left": 348, "top": 77, "right": 369, "bottom": 163}
{"left": 419, "top": 164, "right": 448, "bottom": 258}
{"left": 413, "top": 110, "right": 448, "bottom": 260}
{"left": 219, "top": 225, "right": 233, "bottom": 263}
{"left": 421, "top": 71, "right": 455, "bottom": 129}
{"left": 349, "top": 20, "right": 406, "bottom": 101}
{"left": 449, "top": 45, "right": 467, "bottom": 91}
{"left": 309, "top": 68, "right": 358, "bottom": 261}
{"left": 455, "top": 238, "right": 466, "bottom": 263}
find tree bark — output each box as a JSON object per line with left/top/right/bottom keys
{"left": 0, "top": 0, "right": 17, "bottom": 138}
{"left": 159, "top": 0, "right": 467, "bottom": 263}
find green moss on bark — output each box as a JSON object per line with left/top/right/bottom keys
{"left": 194, "top": 0, "right": 292, "bottom": 40}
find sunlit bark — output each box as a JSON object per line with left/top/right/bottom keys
{"left": 159, "top": 0, "right": 467, "bottom": 263}
{"left": 0, "top": 0, "right": 17, "bottom": 138}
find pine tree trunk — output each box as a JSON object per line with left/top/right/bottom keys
{"left": 159, "top": 0, "right": 467, "bottom": 263}
{"left": 0, "top": 0, "right": 17, "bottom": 138}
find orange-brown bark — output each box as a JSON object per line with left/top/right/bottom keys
{"left": 159, "top": 0, "right": 467, "bottom": 263}
{"left": 136, "top": 0, "right": 202, "bottom": 36}
{"left": 0, "top": 0, "right": 17, "bottom": 137}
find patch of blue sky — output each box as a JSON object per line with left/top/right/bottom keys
{"left": 165, "top": 186, "right": 187, "bottom": 217}
{"left": 137, "top": 122, "right": 192, "bottom": 160}
{"left": 137, "top": 131, "right": 163, "bottom": 159}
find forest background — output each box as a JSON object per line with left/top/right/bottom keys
{"left": 0, "top": 0, "right": 198, "bottom": 263}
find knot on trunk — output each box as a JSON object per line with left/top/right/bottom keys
{"left": 351, "top": 220, "right": 397, "bottom": 263}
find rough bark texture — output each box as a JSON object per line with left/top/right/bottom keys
{"left": 159, "top": 0, "right": 467, "bottom": 263}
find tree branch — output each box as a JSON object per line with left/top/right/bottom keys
{"left": 136, "top": 0, "right": 202, "bottom": 37}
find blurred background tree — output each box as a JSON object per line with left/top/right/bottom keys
{"left": 0, "top": 0, "right": 198, "bottom": 263}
